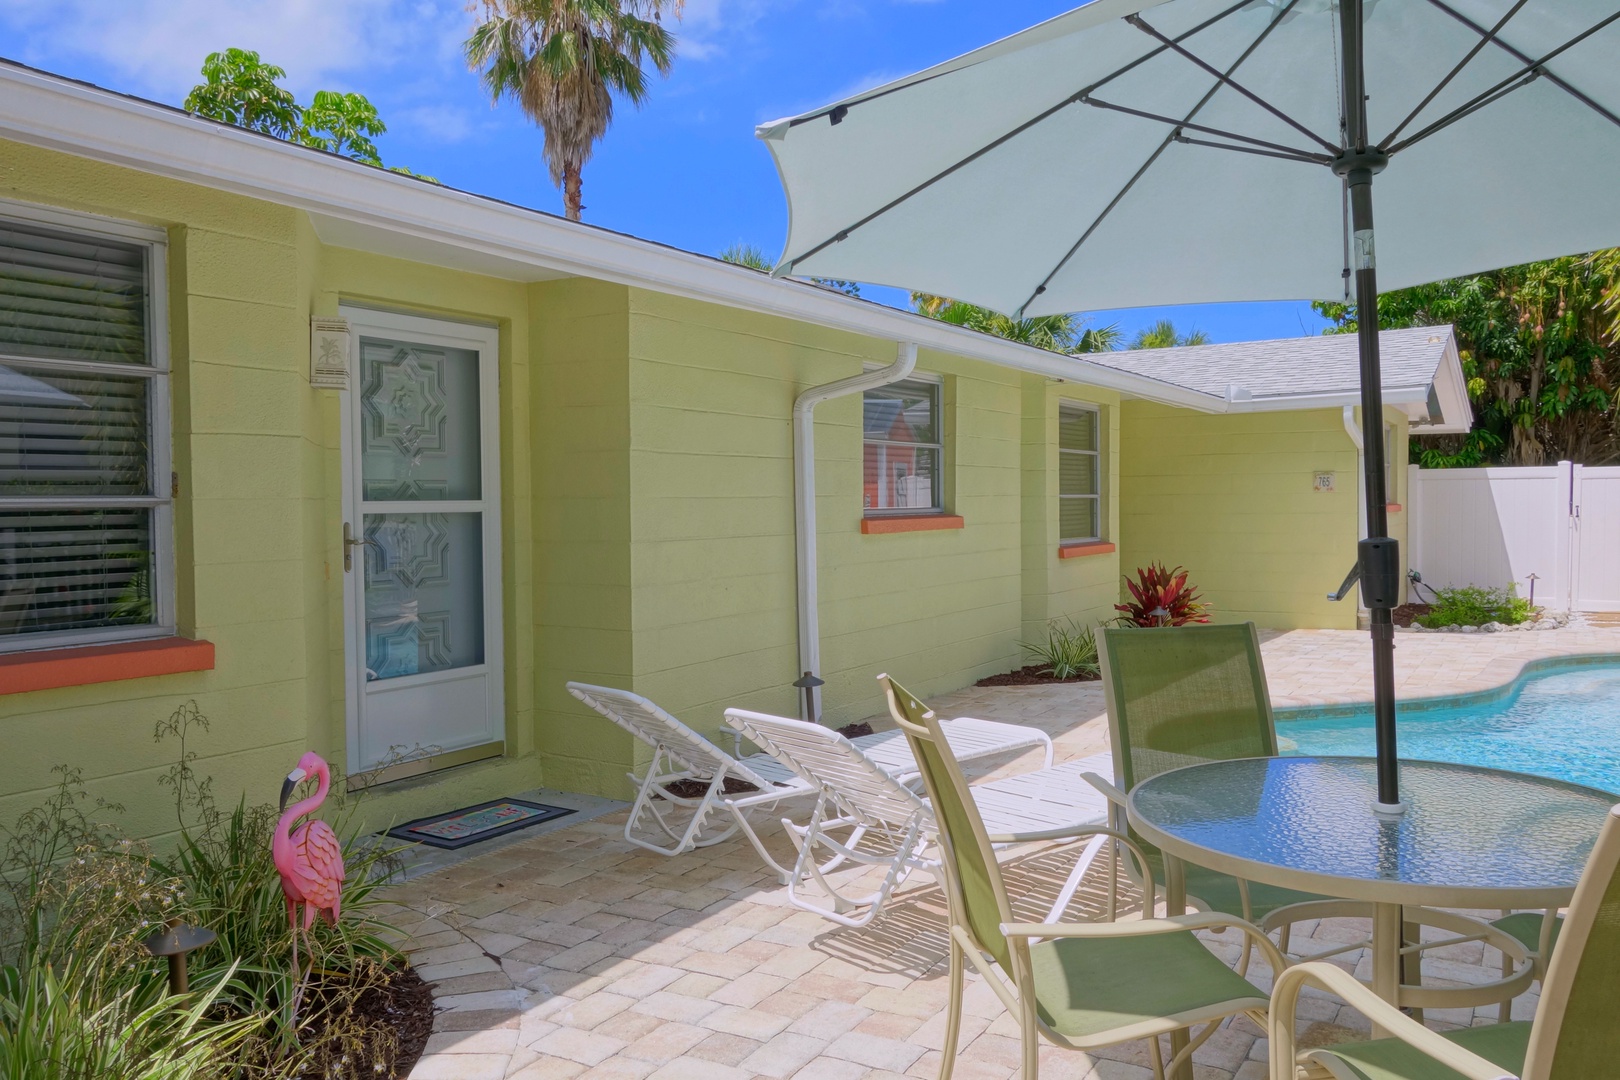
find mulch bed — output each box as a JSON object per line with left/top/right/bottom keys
{"left": 298, "top": 964, "right": 436, "bottom": 1079}
{"left": 976, "top": 664, "right": 1101, "bottom": 687}
{"left": 1392, "top": 603, "right": 1433, "bottom": 628}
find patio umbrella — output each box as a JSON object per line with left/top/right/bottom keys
{"left": 758, "top": 0, "right": 1620, "bottom": 813}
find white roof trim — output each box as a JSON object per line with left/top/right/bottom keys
{"left": 0, "top": 60, "right": 1226, "bottom": 412}
{"left": 0, "top": 60, "right": 1473, "bottom": 432}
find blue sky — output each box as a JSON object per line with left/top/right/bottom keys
{"left": 0, "top": 0, "right": 1330, "bottom": 343}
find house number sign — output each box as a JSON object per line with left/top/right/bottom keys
{"left": 310, "top": 316, "right": 352, "bottom": 390}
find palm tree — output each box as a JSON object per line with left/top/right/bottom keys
{"left": 1129, "top": 319, "right": 1210, "bottom": 349}
{"left": 466, "top": 0, "right": 680, "bottom": 221}
{"left": 912, "top": 294, "right": 1120, "bottom": 354}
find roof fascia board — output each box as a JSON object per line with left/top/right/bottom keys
{"left": 0, "top": 63, "right": 1222, "bottom": 413}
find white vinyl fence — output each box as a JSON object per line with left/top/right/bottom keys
{"left": 1407, "top": 462, "right": 1620, "bottom": 612}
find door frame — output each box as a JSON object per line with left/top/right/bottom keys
{"left": 339, "top": 305, "right": 505, "bottom": 787}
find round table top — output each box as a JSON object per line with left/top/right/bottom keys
{"left": 1127, "top": 756, "right": 1617, "bottom": 907}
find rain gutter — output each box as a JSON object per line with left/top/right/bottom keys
{"left": 794, "top": 343, "right": 918, "bottom": 722}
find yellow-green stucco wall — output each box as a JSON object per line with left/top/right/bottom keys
{"left": 1118, "top": 401, "right": 1410, "bottom": 630}
{"left": 0, "top": 134, "right": 1409, "bottom": 831}
{"left": 0, "top": 137, "right": 1131, "bottom": 828}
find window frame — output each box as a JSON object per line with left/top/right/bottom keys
{"left": 0, "top": 199, "right": 174, "bottom": 653}
{"left": 862, "top": 373, "right": 945, "bottom": 517}
{"left": 1058, "top": 400, "right": 1102, "bottom": 544}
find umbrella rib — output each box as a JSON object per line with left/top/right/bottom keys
{"left": 777, "top": 0, "right": 1259, "bottom": 272}
{"left": 1383, "top": 7, "right": 1620, "bottom": 156}
{"left": 1421, "top": 0, "right": 1620, "bottom": 134}
{"left": 1013, "top": 0, "right": 1305, "bottom": 317}
{"left": 1384, "top": 72, "right": 1542, "bottom": 155}
{"left": 1126, "top": 13, "right": 1341, "bottom": 155}
{"left": 1081, "top": 97, "right": 1333, "bottom": 163}
{"left": 1172, "top": 133, "right": 1331, "bottom": 164}
{"left": 1380, "top": 0, "right": 1532, "bottom": 147}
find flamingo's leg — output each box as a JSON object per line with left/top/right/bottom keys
{"left": 287, "top": 898, "right": 305, "bottom": 1020}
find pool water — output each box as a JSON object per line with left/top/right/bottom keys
{"left": 1281, "top": 663, "right": 1620, "bottom": 796}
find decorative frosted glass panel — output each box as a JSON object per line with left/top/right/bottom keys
{"left": 359, "top": 338, "right": 481, "bottom": 502}
{"left": 0, "top": 363, "right": 150, "bottom": 495}
{"left": 0, "top": 220, "right": 148, "bottom": 365}
{"left": 363, "top": 512, "right": 484, "bottom": 681}
{"left": 863, "top": 378, "right": 943, "bottom": 513}
{"left": 0, "top": 507, "right": 153, "bottom": 635}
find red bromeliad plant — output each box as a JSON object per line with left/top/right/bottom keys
{"left": 1114, "top": 563, "right": 1212, "bottom": 627}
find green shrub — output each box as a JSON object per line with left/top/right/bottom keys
{"left": 1416, "top": 585, "right": 1534, "bottom": 628}
{"left": 1021, "top": 618, "right": 1100, "bottom": 680}
{"left": 0, "top": 702, "right": 412, "bottom": 1079}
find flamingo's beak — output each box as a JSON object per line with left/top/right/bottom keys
{"left": 280, "top": 767, "right": 308, "bottom": 812}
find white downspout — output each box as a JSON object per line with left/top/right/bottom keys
{"left": 794, "top": 341, "right": 918, "bottom": 722}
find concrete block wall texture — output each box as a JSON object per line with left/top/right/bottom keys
{"left": 1118, "top": 401, "right": 1411, "bottom": 631}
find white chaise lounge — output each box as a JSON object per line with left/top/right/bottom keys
{"left": 566, "top": 681, "right": 1054, "bottom": 882}
{"left": 724, "top": 705, "right": 1113, "bottom": 927}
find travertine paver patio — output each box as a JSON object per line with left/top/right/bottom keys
{"left": 388, "top": 624, "right": 1620, "bottom": 1080}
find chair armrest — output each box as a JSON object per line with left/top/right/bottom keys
{"left": 1269, "top": 963, "right": 1517, "bottom": 1080}
{"left": 1082, "top": 771, "right": 1127, "bottom": 807}
{"left": 1002, "top": 911, "right": 1289, "bottom": 976}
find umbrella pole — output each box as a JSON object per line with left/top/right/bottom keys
{"left": 1339, "top": 0, "right": 1403, "bottom": 812}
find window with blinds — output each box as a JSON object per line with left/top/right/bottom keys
{"left": 1059, "top": 402, "right": 1101, "bottom": 543}
{"left": 0, "top": 211, "right": 170, "bottom": 649}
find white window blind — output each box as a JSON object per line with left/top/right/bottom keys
{"left": 0, "top": 211, "right": 171, "bottom": 649}
{"left": 1059, "top": 403, "right": 1101, "bottom": 543}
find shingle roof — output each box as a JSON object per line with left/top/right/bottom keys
{"left": 1084, "top": 325, "right": 1454, "bottom": 402}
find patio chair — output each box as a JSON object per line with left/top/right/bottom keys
{"left": 1085, "top": 624, "right": 1337, "bottom": 952}
{"left": 567, "top": 681, "right": 1052, "bottom": 883}
{"left": 881, "top": 673, "right": 1287, "bottom": 1080}
{"left": 1269, "top": 803, "right": 1620, "bottom": 1080}
{"left": 723, "top": 706, "right": 1113, "bottom": 927}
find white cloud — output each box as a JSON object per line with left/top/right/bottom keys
{"left": 0, "top": 0, "right": 473, "bottom": 100}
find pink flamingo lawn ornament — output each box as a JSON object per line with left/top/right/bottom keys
{"left": 274, "top": 752, "right": 345, "bottom": 1004}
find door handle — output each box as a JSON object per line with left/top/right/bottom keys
{"left": 343, "top": 522, "right": 381, "bottom": 572}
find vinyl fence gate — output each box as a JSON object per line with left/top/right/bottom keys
{"left": 1406, "top": 462, "right": 1620, "bottom": 613}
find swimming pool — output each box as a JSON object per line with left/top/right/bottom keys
{"left": 1280, "top": 659, "right": 1620, "bottom": 796}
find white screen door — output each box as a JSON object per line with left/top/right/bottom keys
{"left": 341, "top": 308, "right": 503, "bottom": 778}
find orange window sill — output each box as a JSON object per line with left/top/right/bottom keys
{"left": 861, "top": 514, "right": 965, "bottom": 535}
{"left": 1386, "top": 502, "right": 1403, "bottom": 512}
{"left": 0, "top": 637, "right": 215, "bottom": 696}
{"left": 1059, "top": 541, "right": 1116, "bottom": 559}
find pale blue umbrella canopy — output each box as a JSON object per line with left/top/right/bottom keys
{"left": 759, "top": 0, "right": 1620, "bottom": 809}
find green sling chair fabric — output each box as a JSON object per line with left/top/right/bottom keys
{"left": 883, "top": 675, "right": 1266, "bottom": 1044}
{"left": 1307, "top": 807, "right": 1620, "bottom": 1080}
{"left": 1097, "top": 623, "right": 1321, "bottom": 919}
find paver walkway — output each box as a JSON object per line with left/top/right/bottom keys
{"left": 387, "top": 624, "right": 1620, "bottom": 1080}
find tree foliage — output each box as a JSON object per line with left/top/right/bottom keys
{"left": 720, "top": 244, "right": 860, "bottom": 296}
{"left": 1314, "top": 252, "right": 1620, "bottom": 466}
{"left": 911, "top": 294, "right": 1121, "bottom": 353}
{"left": 183, "top": 48, "right": 427, "bottom": 178}
{"left": 467, "top": 0, "right": 680, "bottom": 221}
{"left": 1128, "top": 319, "right": 1210, "bottom": 349}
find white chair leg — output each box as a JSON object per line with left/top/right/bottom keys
{"left": 939, "top": 935, "right": 965, "bottom": 1080}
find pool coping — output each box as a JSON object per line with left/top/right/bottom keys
{"left": 1275, "top": 652, "right": 1620, "bottom": 723}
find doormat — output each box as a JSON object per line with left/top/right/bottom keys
{"left": 386, "top": 799, "right": 576, "bottom": 850}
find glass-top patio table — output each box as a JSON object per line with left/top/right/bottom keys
{"left": 1127, "top": 756, "right": 1615, "bottom": 1045}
